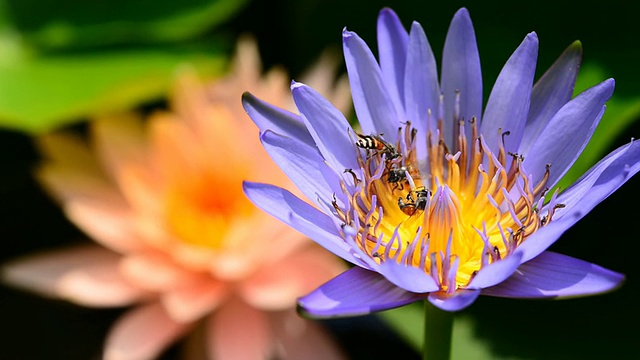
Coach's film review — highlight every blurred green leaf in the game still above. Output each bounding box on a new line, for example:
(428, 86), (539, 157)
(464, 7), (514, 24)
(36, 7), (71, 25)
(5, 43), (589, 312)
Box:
(377, 304), (510, 360)
(554, 63), (640, 191)
(0, 40), (225, 133)
(5, 0), (249, 49)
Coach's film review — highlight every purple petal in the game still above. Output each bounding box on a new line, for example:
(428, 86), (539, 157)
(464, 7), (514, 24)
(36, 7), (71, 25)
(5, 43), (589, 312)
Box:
(242, 92), (314, 147)
(298, 267), (427, 318)
(517, 139), (640, 262)
(481, 251), (624, 298)
(519, 41), (582, 154)
(427, 289), (480, 312)
(481, 32), (538, 153)
(377, 8), (409, 117)
(290, 81), (360, 172)
(242, 182), (360, 265)
(558, 139), (640, 209)
(441, 8), (483, 146)
(468, 251), (523, 289)
(260, 130), (332, 202)
(524, 79), (615, 188)
(404, 21), (440, 134)
(343, 29), (401, 141)
(378, 261), (439, 293)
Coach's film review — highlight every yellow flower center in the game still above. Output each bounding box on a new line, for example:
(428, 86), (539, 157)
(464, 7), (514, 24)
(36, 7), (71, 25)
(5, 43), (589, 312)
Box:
(164, 167), (253, 250)
(336, 118), (563, 293)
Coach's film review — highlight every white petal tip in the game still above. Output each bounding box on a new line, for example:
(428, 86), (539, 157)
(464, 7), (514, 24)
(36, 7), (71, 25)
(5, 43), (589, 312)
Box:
(290, 80), (305, 90)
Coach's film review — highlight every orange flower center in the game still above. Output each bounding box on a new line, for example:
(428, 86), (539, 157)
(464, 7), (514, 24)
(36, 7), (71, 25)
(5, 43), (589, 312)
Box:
(164, 167), (252, 250)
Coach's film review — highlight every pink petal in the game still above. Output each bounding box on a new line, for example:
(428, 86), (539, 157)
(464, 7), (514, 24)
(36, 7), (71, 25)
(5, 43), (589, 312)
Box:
(92, 115), (149, 181)
(209, 251), (258, 281)
(191, 103), (260, 168)
(37, 162), (119, 206)
(167, 241), (217, 272)
(119, 253), (205, 292)
(149, 115), (201, 182)
(37, 157), (144, 254)
(207, 298), (273, 360)
(36, 132), (104, 175)
(3, 245), (147, 307)
(210, 218), (308, 280)
(115, 164), (164, 220)
(172, 70), (224, 134)
(104, 302), (191, 360)
(161, 279), (228, 323)
(65, 199), (145, 253)
(35, 132), (121, 208)
(270, 309), (346, 360)
(239, 245), (345, 310)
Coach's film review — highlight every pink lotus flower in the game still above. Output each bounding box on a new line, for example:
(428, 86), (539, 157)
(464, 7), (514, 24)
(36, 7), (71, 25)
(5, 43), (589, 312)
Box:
(3, 38), (350, 360)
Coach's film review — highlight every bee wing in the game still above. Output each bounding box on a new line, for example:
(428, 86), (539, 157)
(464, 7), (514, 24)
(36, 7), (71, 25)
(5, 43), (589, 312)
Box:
(413, 158), (432, 186)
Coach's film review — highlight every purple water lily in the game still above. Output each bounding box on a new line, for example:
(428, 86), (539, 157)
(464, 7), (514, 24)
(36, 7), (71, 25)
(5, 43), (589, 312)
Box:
(241, 7), (640, 315)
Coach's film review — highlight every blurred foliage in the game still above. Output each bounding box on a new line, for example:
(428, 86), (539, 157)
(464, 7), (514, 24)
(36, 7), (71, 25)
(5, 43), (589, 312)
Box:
(0, 42), (224, 133)
(0, 0), (249, 133)
(4, 0), (248, 48)
(378, 304), (502, 360)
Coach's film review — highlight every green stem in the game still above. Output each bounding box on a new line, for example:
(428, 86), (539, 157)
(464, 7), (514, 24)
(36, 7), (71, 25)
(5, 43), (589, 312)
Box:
(423, 300), (454, 360)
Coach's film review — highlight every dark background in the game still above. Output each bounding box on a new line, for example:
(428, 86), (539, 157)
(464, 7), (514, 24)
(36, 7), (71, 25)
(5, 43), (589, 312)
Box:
(2, 0), (640, 359)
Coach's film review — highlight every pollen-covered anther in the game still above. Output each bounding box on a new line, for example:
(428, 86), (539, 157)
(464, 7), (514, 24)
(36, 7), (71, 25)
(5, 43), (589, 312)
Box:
(332, 117), (560, 290)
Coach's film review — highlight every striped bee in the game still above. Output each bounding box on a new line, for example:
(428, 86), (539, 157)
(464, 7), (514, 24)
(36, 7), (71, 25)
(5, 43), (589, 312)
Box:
(355, 133), (400, 160)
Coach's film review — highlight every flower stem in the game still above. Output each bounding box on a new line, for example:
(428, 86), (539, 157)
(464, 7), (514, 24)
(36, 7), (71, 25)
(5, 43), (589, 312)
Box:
(423, 300), (454, 360)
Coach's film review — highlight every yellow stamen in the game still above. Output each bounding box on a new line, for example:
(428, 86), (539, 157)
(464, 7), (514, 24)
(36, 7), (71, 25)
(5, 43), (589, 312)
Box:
(334, 118), (561, 292)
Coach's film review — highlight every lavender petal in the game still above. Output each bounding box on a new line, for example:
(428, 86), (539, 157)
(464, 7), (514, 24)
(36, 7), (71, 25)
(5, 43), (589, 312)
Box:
(242, 182), (360, 265)
(427, 289), (480, 312)
(404, 21), (440, 134)
(298, 267), (427, 318)
(378, 261), (439, 293)
(441, 7), (483, 145)
(291, 81), (360, 172)
(482, 251), (624, 298)
(260, 130), (332, 202)
(481, 32), (538, 153)
(241, 92), (314, 147)
(468, 251), (523, 289)
(377, 7), (409, 117)
(517, 139), (640, 262)
(519, 41), (582, 154)
(524, 79), (615, 188)
(343, 29), (401, 141)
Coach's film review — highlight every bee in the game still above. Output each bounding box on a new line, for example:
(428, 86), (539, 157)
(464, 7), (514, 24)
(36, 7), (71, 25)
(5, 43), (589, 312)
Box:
(397, 188), (430, 216)
(355, 133), (400, 160)
(386, 166), (408, 190)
